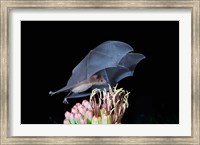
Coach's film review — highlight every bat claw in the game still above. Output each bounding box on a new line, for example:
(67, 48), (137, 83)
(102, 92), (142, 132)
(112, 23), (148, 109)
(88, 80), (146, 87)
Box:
(63, 98), (69, 104)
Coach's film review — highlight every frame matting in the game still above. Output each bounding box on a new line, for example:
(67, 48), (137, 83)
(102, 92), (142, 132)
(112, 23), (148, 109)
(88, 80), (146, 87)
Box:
(0, 0), (199, 144)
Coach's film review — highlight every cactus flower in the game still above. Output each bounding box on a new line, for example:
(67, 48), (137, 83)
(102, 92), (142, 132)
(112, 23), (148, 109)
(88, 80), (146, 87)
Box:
(63, 84), (130, 124)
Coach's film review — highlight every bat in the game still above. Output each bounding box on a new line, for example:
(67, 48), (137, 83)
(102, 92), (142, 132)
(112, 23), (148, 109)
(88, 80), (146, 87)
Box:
(49, 40), (145, 103)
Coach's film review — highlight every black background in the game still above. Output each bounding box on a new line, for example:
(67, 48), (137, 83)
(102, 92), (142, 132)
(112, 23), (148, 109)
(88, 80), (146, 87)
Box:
(21, 21), (179, 124)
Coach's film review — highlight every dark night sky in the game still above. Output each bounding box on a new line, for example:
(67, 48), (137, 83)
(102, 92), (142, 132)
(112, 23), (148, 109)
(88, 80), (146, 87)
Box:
(21, 21), (179, 124)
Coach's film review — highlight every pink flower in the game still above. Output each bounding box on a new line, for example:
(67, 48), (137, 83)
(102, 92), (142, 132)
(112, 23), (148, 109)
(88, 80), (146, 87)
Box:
(78, 106), (87, 116)
(64, 111), (71, 119)
(71, 106), (78, 114)
(85, 110), (93, 121)
(76, 103), (82, 108)
(63, 119), (70, 124)
(74, 113), (82, 121)
(80, 118), (87, 124)
(69, 113), (76, 124)
(82, 99), (93, 110)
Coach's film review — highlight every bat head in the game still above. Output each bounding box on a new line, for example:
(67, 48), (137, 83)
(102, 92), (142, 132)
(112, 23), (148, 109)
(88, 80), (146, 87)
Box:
(91, 74), (107, 85)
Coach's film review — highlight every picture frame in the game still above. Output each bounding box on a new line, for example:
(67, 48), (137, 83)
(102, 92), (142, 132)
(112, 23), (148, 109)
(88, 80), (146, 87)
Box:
(0, 0), (199, 144)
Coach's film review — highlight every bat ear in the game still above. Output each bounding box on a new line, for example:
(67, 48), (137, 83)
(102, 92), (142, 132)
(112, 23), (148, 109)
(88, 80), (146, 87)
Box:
(92, 75), (98, 79)
(92, 74), (102, 80)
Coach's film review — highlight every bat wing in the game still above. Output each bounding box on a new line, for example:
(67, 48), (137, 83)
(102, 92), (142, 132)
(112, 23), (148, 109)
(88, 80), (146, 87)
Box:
(67, 41), (134, 87)
(114, 53), (145, 84)
(97, 52), (145, 86)
(119, 53), (145, 70)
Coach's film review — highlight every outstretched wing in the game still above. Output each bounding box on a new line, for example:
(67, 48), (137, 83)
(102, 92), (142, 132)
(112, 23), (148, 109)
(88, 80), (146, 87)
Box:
(119, 53), (145, 71)
(67, 41), (134, 87)
(98, 52), (145, 86)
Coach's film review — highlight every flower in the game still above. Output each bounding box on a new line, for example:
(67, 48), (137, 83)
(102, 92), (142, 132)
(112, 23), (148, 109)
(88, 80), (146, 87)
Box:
(63, 84), (130, 124)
